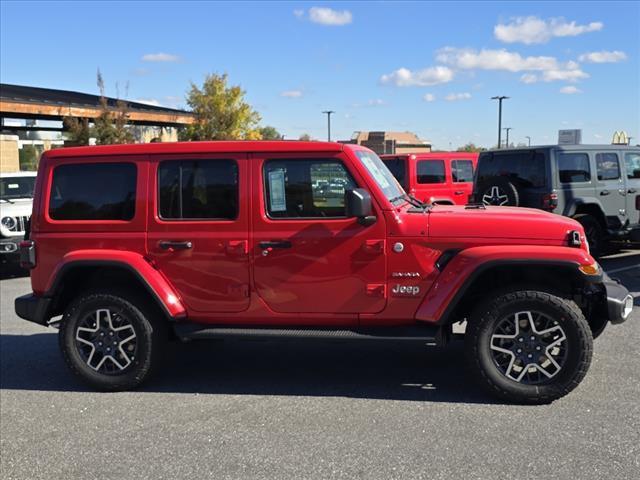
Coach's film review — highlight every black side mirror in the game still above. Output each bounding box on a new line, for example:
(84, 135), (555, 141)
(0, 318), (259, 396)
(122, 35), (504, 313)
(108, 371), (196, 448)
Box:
(345, 188), (376, 226)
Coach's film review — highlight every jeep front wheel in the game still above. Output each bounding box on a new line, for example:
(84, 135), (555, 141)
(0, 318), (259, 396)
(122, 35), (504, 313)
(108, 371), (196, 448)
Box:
(59, 292), (165, 391)
(465, 290), (593, 404)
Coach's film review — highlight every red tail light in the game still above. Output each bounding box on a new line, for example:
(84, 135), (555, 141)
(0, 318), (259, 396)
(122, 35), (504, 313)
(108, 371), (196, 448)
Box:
(542, 192), (558, 211)
(19, 240), (36, 269)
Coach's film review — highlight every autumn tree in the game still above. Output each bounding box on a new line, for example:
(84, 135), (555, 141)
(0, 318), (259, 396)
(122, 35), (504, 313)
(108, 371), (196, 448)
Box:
(179, 73), (261, 141)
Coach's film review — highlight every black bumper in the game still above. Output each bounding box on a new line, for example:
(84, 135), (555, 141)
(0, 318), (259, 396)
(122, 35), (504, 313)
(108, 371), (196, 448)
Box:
(0, 237), (21, 261)
(602, 274), (634, 325)
(14, 294), (52, 326)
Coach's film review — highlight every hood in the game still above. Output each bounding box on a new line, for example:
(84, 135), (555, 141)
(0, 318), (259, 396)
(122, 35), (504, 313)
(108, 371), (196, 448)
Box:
(427, 205), (582, 241)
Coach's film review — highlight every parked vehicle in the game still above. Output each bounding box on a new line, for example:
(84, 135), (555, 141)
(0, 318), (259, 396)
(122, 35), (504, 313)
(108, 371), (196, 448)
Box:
(15, 142), (633, 403)
(1, 171), (36, 265)
(381, 152), (478, 205)
(472, 145), (640, 257)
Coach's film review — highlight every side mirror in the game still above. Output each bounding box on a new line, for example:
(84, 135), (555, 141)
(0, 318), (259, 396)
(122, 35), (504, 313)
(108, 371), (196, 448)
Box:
(345, 188), (376, 226)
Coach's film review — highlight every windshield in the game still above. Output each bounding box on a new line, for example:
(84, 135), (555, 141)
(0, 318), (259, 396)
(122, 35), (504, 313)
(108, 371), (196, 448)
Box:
(0, 176), (36, 199)
(355, 150), (405, 202)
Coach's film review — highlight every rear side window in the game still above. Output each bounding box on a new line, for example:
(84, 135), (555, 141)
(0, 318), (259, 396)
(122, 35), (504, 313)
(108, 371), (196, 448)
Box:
(595, 153), (620, 181)
(417, 160), (445, 184)
(451, 160), (474, 182)
(625, 153), (640, 179)
(477, 151), (547, 188)
(264, 159), (356, 218)
(558, 153), (591, 183)
(49, 163), (136, 220)
(158, 160), (238, 220)
(382, 158), (407, 189)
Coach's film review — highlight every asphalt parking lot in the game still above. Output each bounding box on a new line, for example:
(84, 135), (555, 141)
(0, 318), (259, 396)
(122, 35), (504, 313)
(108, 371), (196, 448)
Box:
(1, 251), (639, 480)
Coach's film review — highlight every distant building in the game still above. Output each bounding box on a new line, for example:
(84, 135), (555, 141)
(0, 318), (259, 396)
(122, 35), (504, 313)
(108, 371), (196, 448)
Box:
(343, 131), (431, 155)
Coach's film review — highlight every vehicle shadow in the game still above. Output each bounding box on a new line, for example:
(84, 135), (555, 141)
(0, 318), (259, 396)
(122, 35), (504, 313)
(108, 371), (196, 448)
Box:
(0, 332), (501, 404)
(0, 264), (29, 280)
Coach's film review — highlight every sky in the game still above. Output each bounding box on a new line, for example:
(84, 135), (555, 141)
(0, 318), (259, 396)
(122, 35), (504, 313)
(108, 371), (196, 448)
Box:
(1, 1), (639, 149)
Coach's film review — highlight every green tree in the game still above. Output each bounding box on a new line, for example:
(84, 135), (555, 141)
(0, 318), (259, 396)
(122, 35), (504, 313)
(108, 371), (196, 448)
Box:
(299, 133), (312, 141)
(63, 117), (92, 145)
(259, 126), (282, 140)
(456, 142), (485, 152)
(18, 145), (40, 170)
(180, 73), (261, 141)
(93, 70), (134, 145)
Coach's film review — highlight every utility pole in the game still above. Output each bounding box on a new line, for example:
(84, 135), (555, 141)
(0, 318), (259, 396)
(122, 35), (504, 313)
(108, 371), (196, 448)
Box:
(525, 135), (531, 147)
(503, 127), (513, 148)
(322, 110), (334, 141)
(491, 96), (509, 148)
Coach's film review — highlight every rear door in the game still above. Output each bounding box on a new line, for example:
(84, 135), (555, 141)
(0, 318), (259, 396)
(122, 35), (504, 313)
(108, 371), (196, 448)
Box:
(623, 151), (640, 225)
(594, 151), (626, 229)
(146, 153), (250, 315)
(250, 151), (387, 319)
(414, 158), (450, 203)
(450, 158), (475, 204)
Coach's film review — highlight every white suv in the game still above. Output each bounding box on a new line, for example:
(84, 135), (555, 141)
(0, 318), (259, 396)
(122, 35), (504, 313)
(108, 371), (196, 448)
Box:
(0, 171), (36, 264)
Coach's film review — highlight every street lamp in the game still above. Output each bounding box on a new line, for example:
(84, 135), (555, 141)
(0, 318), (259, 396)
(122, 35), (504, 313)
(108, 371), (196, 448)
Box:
(503, 127), (513, 148)
(491, 96), (509, 149)
(322, 110), (335, 141)
(525, 135), (531, 147)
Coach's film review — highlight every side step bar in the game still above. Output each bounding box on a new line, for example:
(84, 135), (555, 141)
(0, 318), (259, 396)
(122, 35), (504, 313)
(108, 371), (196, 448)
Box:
(173, 323), (443, 344)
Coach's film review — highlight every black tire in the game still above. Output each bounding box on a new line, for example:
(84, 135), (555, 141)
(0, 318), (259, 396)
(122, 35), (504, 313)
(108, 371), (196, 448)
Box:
(465, 290), (593, 404)
(477, 177), (520, 207)
(59, 291), (166, 391)
(573, 214), (605, 258)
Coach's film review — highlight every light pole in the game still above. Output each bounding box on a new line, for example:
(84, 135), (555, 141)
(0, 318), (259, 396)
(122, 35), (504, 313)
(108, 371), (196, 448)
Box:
(322, 110), (334, 141)
(503, 127), (513, 148)
(491, 96), (509, 148)
(525, 135), (531, 147)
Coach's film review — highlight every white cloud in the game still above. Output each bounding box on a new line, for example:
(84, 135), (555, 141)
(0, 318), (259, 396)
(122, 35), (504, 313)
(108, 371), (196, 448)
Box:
(560, 86), (582, 94)
(437, 47), (558, 72)
(444, 92), (472, 101)
(423, 93), (436, 102)
(134, 98), (162, 106)
(281, 90), (303, 98)
(543, 68), (589, 82)
(141, 52), (180, 62)
(520, 73), (538, 84)
(380, 66), (454, 87)
(494, 16), (603, 44)
(308, 7), (352, 26)
(367, 99), (385, 106)
(293, 9), (304, 18)
(579, 50), (627, 63)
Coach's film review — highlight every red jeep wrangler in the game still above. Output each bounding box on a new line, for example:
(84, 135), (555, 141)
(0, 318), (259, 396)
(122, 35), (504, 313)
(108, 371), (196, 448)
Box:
(381, 152), (478, 205)
(15, 142), (633, 403)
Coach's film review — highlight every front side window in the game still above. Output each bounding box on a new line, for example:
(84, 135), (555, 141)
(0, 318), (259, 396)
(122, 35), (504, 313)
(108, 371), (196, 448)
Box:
(158, 160), (238, 220)
(451, 160), (474, 183)
(49, 163), (136, 220)
(558, 153), (591, 183)
(624, 152), (640, 179)
(595, 153), (620, 181)
(382, 158), (408, 190)
(355, 150), (404, 202)
(264, 159), (356, 218)
(417, 160), (446, 184)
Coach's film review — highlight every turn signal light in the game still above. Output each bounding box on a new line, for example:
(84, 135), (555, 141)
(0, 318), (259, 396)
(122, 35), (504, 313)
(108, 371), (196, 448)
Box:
(541, 192), (558, 211)
(578, 263), (600, 275)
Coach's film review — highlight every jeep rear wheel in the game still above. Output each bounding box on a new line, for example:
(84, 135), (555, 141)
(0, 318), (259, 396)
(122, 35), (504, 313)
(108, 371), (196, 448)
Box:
(574, 214), (604, 258)
(59, 292), (165, 391)
(465, 290), (593, 404)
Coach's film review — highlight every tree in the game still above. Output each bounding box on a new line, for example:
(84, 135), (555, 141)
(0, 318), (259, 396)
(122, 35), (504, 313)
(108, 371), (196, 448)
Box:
(19, 145), (40, 170)
(179, 73), (261, 141)
(92, 71), (134, 145)
(63, 117), (92, 145)
(299, 133), (312, 141)
(456, 142), (485, 152)
(259, 126), (282, 140)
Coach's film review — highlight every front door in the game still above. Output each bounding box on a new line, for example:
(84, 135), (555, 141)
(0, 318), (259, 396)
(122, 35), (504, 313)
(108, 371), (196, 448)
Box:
(623, 151), (640, 226)
(594, 151), (626, 228)
(146, 154), (250, 314)
(250, 152), (387, 317)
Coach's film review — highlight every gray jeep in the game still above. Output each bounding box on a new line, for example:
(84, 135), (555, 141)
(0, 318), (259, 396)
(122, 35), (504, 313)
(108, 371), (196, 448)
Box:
(473, 145), (640, 257)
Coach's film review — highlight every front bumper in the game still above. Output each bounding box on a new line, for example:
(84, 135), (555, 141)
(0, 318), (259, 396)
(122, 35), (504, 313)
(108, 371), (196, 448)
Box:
(603, 275), (634, 324)
(14, 294), (52, 326)
(0, 237), (21, 259)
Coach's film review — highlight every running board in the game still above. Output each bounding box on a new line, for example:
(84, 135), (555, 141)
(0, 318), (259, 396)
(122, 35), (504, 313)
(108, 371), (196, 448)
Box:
(173, 323), (442, 344)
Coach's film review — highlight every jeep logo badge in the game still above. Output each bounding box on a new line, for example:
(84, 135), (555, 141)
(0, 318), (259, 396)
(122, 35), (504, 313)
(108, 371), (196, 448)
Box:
(391, 284), (420, 296)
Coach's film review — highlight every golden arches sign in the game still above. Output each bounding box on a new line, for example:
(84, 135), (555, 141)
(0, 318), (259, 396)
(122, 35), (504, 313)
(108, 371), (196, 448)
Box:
(612, 131), (629, 145)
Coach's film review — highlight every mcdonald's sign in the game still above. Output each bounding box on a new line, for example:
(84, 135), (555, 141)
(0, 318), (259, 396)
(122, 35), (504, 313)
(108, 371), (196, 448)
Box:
(612, 131), (629, 145)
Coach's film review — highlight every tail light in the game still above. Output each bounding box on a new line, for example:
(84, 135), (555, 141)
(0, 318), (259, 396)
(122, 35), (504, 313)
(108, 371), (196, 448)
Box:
(19, 240), (36, 269)
(541, 192), (558, 211)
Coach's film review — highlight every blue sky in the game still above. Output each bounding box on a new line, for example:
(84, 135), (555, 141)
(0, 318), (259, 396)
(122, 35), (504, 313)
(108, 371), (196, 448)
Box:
(1, 1), (638, 149)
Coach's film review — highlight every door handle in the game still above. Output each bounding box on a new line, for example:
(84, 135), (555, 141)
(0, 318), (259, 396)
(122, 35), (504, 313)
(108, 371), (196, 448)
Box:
(158, 240), (193, 250)
(258, 240), (292, 249)
(454, 191), (464, 195)
(600, 190), (610, 196)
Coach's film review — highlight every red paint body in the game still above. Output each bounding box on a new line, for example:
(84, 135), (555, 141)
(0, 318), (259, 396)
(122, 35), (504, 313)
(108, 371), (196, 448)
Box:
(381, 152), (479, 205)
(27, 141), (594, 327)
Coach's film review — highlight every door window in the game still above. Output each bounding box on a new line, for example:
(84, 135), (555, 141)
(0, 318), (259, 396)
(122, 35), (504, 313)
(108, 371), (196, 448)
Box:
(624, 153), (640, 179)
(558, 153), (591, 183)
(417, 160), (446, 184)
(595, 153), (620, 181)
(264, 159), (356, 218)
(382, 158), (407, 189)
(158, 160), (238, 220)
(451, 160), (474, 182)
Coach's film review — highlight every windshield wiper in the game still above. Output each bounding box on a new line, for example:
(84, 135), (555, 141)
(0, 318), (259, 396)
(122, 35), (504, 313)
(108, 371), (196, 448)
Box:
(389, 193), (428, 209)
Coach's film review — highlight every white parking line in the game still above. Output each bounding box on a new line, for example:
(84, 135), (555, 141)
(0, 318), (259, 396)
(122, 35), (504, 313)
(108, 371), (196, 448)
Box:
(605, 265), (640, 275)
